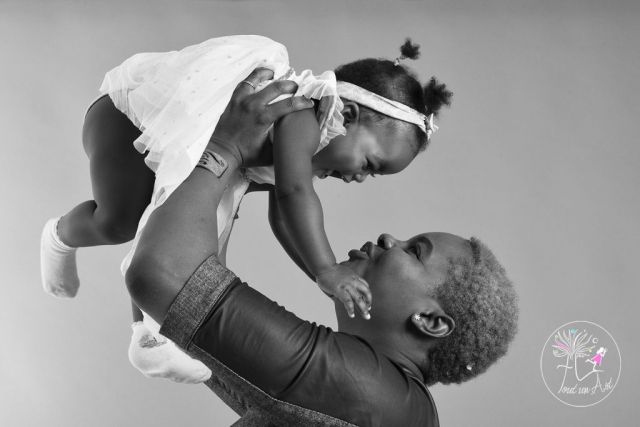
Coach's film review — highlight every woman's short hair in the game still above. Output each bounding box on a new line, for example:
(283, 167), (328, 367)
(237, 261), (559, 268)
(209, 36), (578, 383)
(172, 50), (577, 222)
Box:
(421, 237), (519, 386)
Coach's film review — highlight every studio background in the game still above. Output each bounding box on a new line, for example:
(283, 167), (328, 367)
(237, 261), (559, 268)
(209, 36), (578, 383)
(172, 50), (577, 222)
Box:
(1, 1), (638, 426)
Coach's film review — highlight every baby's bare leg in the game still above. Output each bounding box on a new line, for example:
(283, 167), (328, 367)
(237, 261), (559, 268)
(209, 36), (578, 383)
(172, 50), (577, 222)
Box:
(57, 96), (155, 248)
(42, 96), (154, 298)
(41, 96), (211, 382)
(132, 300), (144, 322)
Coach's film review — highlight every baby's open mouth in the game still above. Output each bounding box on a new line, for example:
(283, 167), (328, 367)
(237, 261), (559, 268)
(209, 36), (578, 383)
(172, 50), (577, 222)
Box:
(321, 170), (350, 183)
(330, 171), (345, 180)
(321, 170), (342, 180)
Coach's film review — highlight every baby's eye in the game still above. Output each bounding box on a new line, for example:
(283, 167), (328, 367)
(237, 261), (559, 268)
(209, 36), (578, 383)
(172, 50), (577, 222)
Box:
(365, 162), (377, 178)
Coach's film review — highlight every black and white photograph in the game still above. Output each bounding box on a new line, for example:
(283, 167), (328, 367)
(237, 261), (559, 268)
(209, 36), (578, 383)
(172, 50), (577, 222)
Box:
(1, 1), (637, 426)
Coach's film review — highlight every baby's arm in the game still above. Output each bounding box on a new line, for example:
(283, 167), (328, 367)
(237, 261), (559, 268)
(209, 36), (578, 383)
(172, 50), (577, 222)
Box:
(268, 187), (315, 281)
(273, 109), (371, 319)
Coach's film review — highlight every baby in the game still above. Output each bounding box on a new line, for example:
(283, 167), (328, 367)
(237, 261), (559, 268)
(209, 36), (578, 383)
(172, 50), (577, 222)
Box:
(41, 35), (452, 383)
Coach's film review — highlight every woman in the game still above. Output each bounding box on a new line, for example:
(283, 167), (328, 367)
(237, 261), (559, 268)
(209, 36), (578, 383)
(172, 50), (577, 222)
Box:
(125, 69), (519, 426)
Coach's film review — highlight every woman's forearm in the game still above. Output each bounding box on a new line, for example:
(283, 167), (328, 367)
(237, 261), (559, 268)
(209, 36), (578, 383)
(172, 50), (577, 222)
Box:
(126, 142), (239, 323)
(124, 68), (312, 323)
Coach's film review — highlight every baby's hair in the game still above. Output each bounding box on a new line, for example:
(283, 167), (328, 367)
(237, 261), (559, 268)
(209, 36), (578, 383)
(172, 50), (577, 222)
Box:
(334, 38), (453, 154)
(398, 38), (421, 61)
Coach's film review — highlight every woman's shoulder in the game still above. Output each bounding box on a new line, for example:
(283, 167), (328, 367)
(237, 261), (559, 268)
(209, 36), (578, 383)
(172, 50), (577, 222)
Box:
(299, 330), (439, 426)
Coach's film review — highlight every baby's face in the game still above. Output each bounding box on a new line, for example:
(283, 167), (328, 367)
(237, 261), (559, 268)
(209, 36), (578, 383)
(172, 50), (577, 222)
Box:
(312, 122), (416, 183)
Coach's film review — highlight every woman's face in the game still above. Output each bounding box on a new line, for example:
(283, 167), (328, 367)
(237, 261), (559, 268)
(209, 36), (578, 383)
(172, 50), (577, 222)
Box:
(312, 121), (416, 183)
(336, 232), (472, 328)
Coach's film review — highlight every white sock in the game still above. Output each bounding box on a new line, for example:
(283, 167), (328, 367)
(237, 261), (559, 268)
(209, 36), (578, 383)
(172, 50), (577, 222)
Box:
(40, 217), (80, 298)
(128, 322), (212, 384)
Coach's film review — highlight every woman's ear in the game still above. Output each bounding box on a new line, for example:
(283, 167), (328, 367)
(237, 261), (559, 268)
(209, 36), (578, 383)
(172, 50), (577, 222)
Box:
(341, 101), (360, 125)
(411, 304), (455, 338)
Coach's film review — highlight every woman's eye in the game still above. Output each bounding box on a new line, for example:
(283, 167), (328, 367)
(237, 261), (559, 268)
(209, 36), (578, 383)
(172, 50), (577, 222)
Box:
(409, 245), (420, 258)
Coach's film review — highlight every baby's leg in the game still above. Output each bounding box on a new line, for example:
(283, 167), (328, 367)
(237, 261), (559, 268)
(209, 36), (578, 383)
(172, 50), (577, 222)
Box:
(131, 299), (211, 384)
(60, 96), (155, 247)
(41, 96), (155, 297)
(128, 312), (211, 384)
(41, 95), (211, 383)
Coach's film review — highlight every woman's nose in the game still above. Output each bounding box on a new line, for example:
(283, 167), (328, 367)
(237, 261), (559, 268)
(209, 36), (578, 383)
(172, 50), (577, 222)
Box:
(377, 233), (399, 249)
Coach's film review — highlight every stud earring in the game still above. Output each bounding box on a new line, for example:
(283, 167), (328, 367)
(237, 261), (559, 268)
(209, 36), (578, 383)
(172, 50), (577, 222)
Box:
(412, 314), (421, 322)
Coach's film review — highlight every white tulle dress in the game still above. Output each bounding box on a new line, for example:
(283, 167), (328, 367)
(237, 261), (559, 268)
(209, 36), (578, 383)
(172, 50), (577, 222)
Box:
(98, 35), (346, 334)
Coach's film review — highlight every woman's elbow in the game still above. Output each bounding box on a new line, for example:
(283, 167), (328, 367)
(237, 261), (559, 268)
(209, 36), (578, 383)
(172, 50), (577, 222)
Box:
(125, 251), (170, 315)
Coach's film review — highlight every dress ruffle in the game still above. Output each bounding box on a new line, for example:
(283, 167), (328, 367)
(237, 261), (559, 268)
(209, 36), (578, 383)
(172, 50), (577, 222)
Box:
(97, 36), (345, 274)
(295, 69), (346, 153)
(245, 69), (346, 185)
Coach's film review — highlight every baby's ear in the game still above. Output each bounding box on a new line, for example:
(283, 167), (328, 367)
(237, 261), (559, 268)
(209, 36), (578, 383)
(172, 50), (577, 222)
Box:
(341, 101), (361, 125)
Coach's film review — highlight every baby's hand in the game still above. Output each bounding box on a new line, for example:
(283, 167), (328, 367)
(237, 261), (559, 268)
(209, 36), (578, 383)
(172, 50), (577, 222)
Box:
(316, 264), (372, 319)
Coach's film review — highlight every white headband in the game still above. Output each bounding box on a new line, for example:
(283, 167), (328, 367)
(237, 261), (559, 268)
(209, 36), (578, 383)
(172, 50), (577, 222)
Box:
(336, 81), (438, 139)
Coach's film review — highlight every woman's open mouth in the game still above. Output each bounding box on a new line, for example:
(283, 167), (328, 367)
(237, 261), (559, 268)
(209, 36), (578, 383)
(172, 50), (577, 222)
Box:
(361, 242), (374, 256)
(348, 249), (369, 260)
(348, 242), (373, 260)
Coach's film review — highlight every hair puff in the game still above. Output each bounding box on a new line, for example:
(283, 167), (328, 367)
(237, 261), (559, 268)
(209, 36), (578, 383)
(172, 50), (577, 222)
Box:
(399, 38), (421, 61)
(334, 48), (453, 153)
(423, 77), (453, 118)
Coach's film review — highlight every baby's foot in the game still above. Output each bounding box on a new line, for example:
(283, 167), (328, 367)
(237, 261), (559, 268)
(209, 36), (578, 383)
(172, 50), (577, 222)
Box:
(128, 322), (212, 384)
(40, 217), (80, 298)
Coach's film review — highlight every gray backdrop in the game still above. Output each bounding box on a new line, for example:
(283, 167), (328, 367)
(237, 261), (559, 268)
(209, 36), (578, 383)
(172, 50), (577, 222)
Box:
(1, 0), (638, 426)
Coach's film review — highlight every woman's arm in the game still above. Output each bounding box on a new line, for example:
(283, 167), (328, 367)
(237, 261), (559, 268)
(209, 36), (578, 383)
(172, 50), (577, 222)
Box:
(125, 71), (313, 323)
(126, 143), (239, 322)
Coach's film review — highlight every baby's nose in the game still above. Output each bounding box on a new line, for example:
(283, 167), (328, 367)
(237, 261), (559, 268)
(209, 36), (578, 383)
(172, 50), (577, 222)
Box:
(353, 174), (367, 183)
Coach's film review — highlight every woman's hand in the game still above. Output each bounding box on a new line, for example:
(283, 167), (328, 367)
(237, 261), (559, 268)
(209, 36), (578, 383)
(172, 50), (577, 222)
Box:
(210, 68), (314, 168)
